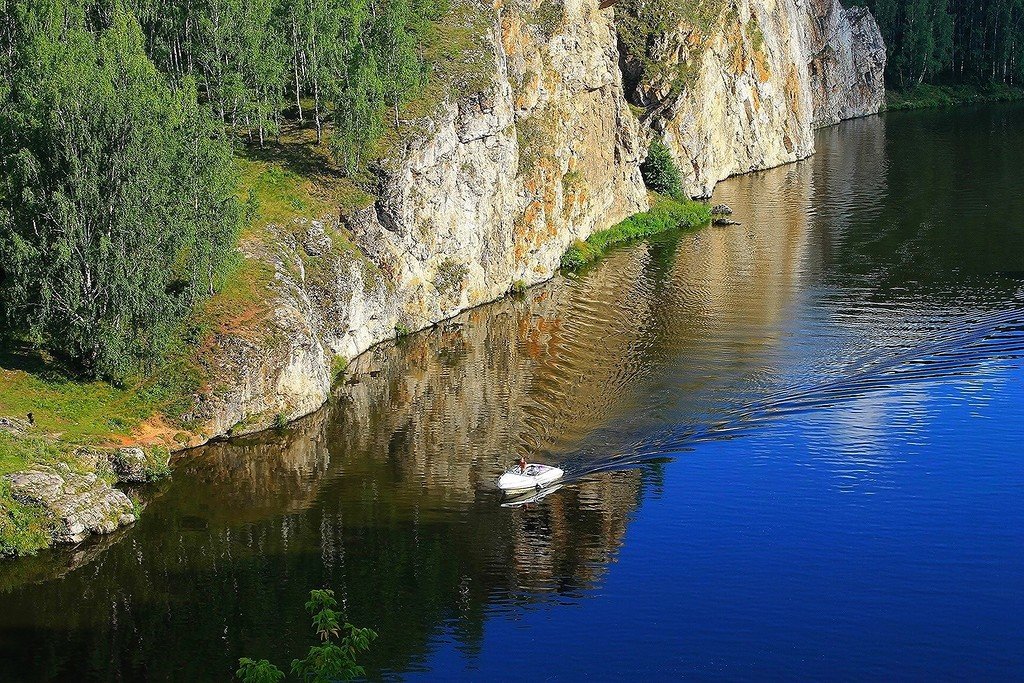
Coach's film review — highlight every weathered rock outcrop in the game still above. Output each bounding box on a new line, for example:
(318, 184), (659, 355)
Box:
(623, 0), (817, 198)
(806, 2), (887, 128)
(4, 466), (136, 545)
(1, 444), (167, 549)
(620, 0), (885, 197)
(184, 0), (884, 444)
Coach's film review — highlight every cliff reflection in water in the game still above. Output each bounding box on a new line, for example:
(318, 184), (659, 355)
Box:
(5, 105), (1024, 682)
(0, 153), (823, 678)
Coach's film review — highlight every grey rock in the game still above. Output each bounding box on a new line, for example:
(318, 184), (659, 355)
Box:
(0, 416), (30, 435)
(5, 466), (136, 545)
(625, 0), (886, 197)
(713, 218), (742, 226)
(711, 204), (734, 216)
(108, 447), (150, 483)
(807, 1), (887, 128)
(74, 446), (151, 483)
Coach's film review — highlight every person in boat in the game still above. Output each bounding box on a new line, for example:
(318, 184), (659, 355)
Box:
(519, 455), (527, 474)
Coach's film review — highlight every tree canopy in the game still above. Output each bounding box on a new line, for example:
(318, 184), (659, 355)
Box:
(0, 0), (444, 379)
(0, 0), (240, 379)
(863, 0), (1024, 87)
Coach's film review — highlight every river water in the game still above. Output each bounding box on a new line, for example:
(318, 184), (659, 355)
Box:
(2, 106), (1024, 681)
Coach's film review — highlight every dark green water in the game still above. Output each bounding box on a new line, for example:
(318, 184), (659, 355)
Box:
(1, 105), (1023, 680)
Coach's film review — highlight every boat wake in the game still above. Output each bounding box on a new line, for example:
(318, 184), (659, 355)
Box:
(553, 305), (1024, 486)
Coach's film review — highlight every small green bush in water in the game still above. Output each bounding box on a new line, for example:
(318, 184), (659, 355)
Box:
(640, 140), (685, 198)
(237, 589), (377, 682)
(561, 195), (711, 271)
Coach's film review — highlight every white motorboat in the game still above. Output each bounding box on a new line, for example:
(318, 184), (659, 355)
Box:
(497, 463), (564, 492)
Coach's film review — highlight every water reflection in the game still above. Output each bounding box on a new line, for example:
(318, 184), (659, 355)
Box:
(2, 106), (1024, 680)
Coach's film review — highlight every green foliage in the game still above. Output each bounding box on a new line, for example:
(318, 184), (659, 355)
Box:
(640, 140), (685, 199)
(0, 1), (241, 381)
(0, 339), (204, 478)
(272, 412), (288, 431)
(236, 659), (286, 683)
(331, 355), (349, 380)
(394, 323), (411, 338)
(434, 258), (468, 294)
(509, 279), (527, 295)
(867, 0), (953, 87)
(866, 0), (1024, 88)
(615, 0), (726, 97)
(133, 0), (441, 176)
(561, 195), (711, 272)
(144, 446), (172, 480)
(0, 476), (54, 558)
(238, 589), (377, 683)
(885, 82), (1024, 110)
(529, 0), (566, 39)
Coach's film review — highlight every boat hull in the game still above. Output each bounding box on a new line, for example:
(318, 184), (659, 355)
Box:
(497, 465), (564, 492)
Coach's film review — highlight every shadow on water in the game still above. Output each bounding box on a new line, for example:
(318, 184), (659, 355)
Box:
(2, 105), (1024, 680)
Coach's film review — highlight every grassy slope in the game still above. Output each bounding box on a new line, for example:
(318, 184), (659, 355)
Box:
(0, 133), (357, 556)
(885, 83), (1024, 111)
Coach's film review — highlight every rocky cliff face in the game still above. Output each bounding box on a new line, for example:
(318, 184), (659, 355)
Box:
(806, 2), (887, 128)
(191, 0), (884, 443)
(3, 0), (887, 554)
(620, 0), (885, 197)
(192, 0), (649, 440)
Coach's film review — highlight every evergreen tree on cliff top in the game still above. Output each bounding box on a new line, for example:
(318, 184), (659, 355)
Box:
(0, 1), (240, 380)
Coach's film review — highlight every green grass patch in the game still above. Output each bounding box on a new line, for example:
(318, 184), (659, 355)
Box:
(236, 126), (374, 237)
(561, 194), (711, 271)
(885, 83), (1024, 111)
(0, 477), (53, 558)
(0, 431), (65, 478)
(0, 348), (202, 474)
(369, 0), (493, 167)
(403, 0), (494, 121)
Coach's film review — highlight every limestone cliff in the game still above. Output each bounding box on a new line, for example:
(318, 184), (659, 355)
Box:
(1, 0), (887, 552)
(806, 2), (887, 128)
(190, 0), (884, 443)
(618, 0), (886, 197)
(191, 0), (649, 440)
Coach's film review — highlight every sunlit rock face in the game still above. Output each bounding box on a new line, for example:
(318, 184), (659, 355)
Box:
(4, 467), (136, 545)
(192, 0), (647, 441)
(622, 0), (885, 198)
(806, 2), (887, 128)
(623, 0), (817, 198)
(187, 0), (885, 445)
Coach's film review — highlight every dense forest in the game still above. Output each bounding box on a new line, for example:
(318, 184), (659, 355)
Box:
(0, 0), (440, 380)
(863, 0), (1024, 88)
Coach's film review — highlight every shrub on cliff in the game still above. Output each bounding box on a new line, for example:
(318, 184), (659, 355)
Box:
(0, 4), (240, 381)
(640, 140), (685, 199)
